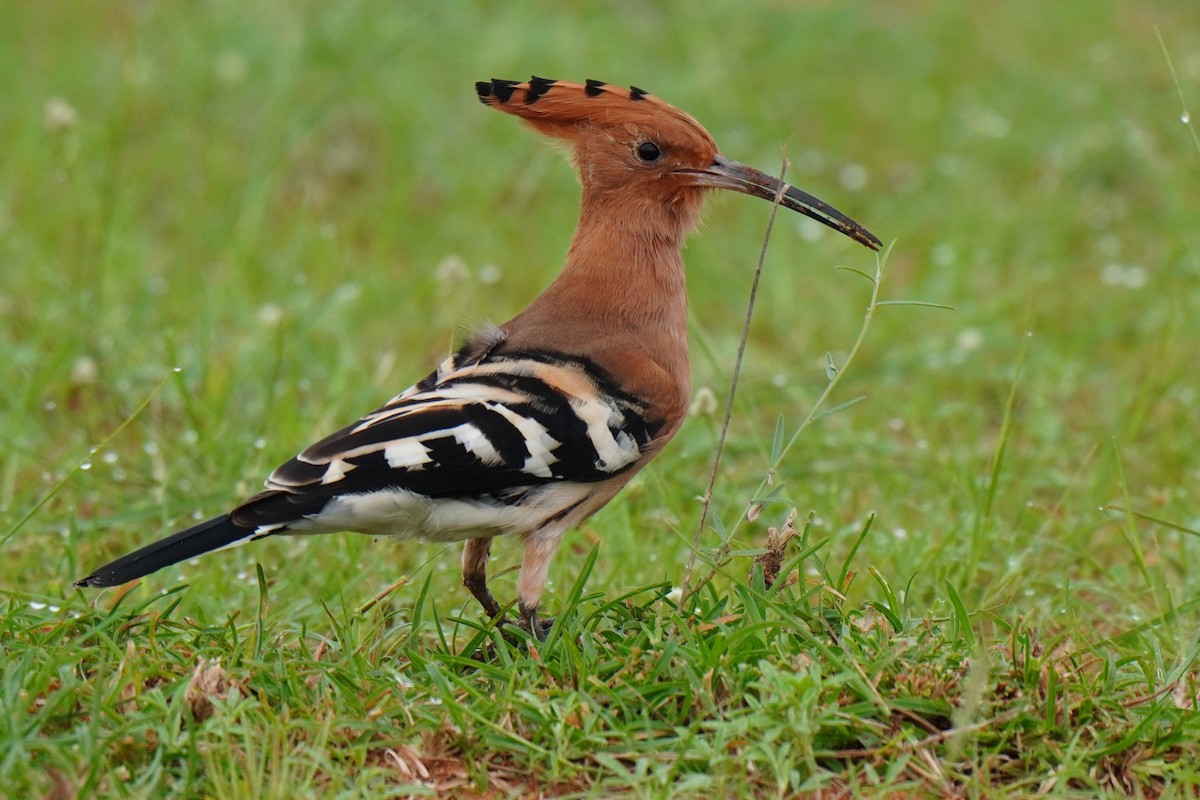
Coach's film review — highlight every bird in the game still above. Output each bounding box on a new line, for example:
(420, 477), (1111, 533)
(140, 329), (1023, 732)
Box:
(76, 77), (881, 639)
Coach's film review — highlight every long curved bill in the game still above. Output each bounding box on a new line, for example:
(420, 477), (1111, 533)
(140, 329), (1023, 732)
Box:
(678, 154), (882, 251)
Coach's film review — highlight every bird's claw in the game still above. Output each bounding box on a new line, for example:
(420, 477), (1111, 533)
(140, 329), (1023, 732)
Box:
(487, 611), (552, 643)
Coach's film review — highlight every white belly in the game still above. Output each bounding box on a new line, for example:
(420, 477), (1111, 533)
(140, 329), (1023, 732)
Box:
(287, 482), (596, 542)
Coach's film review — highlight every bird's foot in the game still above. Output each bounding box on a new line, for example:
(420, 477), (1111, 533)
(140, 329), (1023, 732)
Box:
(465, 615), (551, 660)
(518, 603), (553, 642)
(489, 613), (551, 643)
(486, 605), (551, 641)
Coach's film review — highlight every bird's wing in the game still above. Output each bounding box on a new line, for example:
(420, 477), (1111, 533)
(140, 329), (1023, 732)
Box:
(257, 348), (658, 511)
(75, 346), (661, 586)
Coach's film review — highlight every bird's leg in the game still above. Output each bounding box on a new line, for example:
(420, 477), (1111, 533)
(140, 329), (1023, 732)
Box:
(516, 530), (562, 641)
(462, 538), (503, 618)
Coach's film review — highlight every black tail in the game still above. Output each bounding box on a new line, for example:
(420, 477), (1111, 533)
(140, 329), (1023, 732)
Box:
(74, 514), (254, 588)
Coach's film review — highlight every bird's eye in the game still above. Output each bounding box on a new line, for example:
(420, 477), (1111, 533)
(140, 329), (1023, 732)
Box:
(635, 141), (662, 163)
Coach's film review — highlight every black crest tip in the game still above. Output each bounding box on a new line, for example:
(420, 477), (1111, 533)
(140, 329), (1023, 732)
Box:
(584, 79), (606, 97)
(525, 75), (557, 104)
(474, 81), (493, 102)
(490, 78), (518, 102)
(629, 85), (648, 101)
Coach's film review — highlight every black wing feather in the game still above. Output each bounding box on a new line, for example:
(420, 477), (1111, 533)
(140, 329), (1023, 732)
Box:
(265, 348), (657, 504)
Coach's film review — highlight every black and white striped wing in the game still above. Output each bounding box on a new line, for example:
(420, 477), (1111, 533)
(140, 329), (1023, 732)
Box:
(230, 349), (657, 540)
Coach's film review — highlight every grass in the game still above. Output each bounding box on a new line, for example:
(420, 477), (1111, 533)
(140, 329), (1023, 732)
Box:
(2, 0), (1199, 796)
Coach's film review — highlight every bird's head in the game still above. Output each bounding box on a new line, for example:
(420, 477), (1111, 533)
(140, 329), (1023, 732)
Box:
(476, 77), (881, 250)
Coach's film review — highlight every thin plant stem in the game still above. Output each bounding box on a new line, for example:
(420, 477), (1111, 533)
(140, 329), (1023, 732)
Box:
(1156, 27), (1200, 158)
(679, 158), (790, 598)
(1, 369), (177, 549)
(683, 243), (892, 605)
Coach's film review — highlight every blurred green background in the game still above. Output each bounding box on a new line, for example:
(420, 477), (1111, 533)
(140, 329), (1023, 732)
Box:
(3, 1), (1199, 795)
(5, 0), (1195, 619)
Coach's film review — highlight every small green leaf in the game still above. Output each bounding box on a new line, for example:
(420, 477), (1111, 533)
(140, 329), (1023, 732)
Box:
(945, 579), (976, 647)
(824, 352), (838, 381)
(875, 300), (957, 310)
(835, 265), (877, 284)
(770, 413), (785, 462)
(813, 395), (867, 421)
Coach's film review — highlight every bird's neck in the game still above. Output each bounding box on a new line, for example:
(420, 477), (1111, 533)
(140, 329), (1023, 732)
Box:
(562, 195), (690, 316)
(500, 192), (694, 434)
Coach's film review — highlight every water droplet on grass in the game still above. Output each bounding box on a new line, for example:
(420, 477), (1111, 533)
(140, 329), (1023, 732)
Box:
(435, 255), (470, 285)
(838, 163), (868, 192)
(71, 357), (98, 384)
(956, 328), (983, 352)
(257, 304), (283, 327)
(44, 97), (79, 132)
(478, 264), (502, 285)
(931, 242), (957, 266)
(797, 217), (826, 243)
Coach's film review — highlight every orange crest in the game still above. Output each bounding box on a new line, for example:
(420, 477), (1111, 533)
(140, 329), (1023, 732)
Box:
(475, 76), (717, 154)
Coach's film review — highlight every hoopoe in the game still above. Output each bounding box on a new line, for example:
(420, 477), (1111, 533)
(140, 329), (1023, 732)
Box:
(76, 77), (880, 638)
